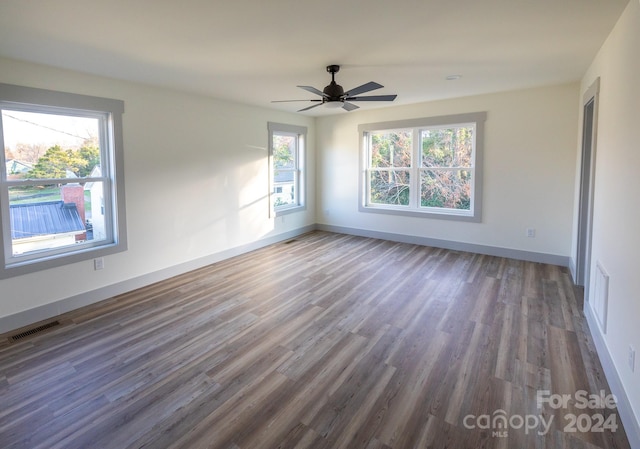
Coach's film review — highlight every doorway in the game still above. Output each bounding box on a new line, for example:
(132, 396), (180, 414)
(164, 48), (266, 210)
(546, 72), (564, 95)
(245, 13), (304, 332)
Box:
(575, 78), (600, 290)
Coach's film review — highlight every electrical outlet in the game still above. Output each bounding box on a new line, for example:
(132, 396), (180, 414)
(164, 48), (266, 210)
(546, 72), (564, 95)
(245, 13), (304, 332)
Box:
(94, 257), (104, 271)
(629, 345), (636, 372)
(526, 228), (536, 238)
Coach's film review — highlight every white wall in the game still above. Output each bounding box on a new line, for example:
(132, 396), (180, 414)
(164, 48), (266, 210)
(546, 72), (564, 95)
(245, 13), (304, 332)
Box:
(316, 84), (579, 259)
(0, 57), (315, 327)
(577, 0), (640, 440)
(1, 11), (637, 442)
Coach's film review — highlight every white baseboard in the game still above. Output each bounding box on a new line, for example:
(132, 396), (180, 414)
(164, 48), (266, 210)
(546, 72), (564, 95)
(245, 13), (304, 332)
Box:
(569, 257), (578, 283)
(584, 303), (640, 449)
(316, 224), (571, 267)
(0, 225), (315, 335)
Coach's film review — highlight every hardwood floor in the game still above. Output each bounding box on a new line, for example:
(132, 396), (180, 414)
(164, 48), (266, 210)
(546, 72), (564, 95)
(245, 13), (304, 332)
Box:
(0, 231), (631, 449)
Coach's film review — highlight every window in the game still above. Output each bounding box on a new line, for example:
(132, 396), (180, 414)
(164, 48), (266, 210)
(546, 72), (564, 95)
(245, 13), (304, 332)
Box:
(0, 83), (127, 278)
(268, 122), (306, 215)
(360, 112), (486, 221)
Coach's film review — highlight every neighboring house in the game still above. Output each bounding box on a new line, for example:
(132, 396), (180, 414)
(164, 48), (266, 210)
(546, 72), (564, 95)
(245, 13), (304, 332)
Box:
(10, 201), (85, 255)
(273, 170), (294, 205)
(5, 159), (32, 180)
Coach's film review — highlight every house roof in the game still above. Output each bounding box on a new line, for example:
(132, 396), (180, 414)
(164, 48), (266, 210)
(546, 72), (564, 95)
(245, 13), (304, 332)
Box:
(6, 159), (32, 175)
(10, 201), (85, 240)
(0, 0), (630, 115)
(274, 170), (294, 184)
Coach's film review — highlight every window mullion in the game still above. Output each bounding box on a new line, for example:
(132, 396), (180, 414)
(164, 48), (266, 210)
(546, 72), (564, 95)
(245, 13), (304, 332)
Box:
(0, 112), (9, 264)
(6, 177), (106, 187)
(0, 182), (10, 265)
(294, 135), (300, 206)
(411, 127), (420, 208)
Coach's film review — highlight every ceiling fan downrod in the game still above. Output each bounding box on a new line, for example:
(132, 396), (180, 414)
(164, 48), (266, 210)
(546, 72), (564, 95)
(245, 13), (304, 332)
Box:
(324, 65), (344, 99)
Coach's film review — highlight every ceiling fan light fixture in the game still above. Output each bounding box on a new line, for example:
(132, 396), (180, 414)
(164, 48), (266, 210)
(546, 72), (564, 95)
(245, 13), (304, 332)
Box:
(324, 101), (343, 109)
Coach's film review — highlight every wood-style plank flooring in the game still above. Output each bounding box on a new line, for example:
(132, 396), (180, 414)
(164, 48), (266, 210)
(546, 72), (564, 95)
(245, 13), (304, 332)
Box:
(0, 231), (631, 448)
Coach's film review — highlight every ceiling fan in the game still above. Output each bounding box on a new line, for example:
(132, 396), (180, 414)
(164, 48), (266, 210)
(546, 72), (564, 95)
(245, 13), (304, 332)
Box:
(273, 65), (397, 112)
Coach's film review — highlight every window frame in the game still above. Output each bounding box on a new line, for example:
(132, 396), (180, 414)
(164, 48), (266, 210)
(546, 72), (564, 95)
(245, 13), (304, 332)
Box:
(359, 112), (486, 222)
(268, 122), (307, 216)
(0, 83), (127, 279)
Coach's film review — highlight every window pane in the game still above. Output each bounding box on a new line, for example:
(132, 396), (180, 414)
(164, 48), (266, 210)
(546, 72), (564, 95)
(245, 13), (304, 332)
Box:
(2, 109), (101, 180)
(369, 131), (412, 168)
(273, 134), (295, 169)
(8, 181), (108, 256)
(420, 169), (471, 210)
(273, 170), (296, 207)
(421, 126), (473, 168)
(269, 123), (306, 215)
(369, 170), (410, 206)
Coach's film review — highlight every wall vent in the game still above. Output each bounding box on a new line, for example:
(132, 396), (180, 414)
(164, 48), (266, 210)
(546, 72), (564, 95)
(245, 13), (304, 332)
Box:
(10, 320), (61, 342)
(592, 261), (609, 333)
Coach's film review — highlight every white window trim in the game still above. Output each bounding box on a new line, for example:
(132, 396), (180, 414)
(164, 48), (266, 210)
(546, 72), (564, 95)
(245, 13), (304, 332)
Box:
(268, 122), (307, 217)
(0, 83), (127, 279)
(358, 112), (486, 222)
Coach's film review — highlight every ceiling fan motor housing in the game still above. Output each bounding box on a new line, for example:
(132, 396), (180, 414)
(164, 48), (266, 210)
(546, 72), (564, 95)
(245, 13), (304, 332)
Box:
(323, 81), (344, 100)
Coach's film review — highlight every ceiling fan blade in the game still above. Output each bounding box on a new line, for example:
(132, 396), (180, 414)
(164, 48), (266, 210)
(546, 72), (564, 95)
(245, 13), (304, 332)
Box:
(297, 85), (328, 97)
(342, 102), (359, 111)
(345, 81), (383, 97)
(346, 94), (398, 102)
(298, 102), (324, 112)
(271, 99), (322, 103)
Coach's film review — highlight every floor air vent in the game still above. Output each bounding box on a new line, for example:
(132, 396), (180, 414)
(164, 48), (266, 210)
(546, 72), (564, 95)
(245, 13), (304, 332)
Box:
(10, 321), (61, 342)
(592, 261), (609, 334)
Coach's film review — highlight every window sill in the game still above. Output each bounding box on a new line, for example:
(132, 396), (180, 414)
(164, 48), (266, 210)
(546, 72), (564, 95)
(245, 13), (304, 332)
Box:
(275, 204), (306, 217)
(359, 204), (481, 222)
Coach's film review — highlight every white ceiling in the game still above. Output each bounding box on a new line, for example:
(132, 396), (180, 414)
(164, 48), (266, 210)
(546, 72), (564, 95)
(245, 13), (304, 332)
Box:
(0, 0), (630, 116)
